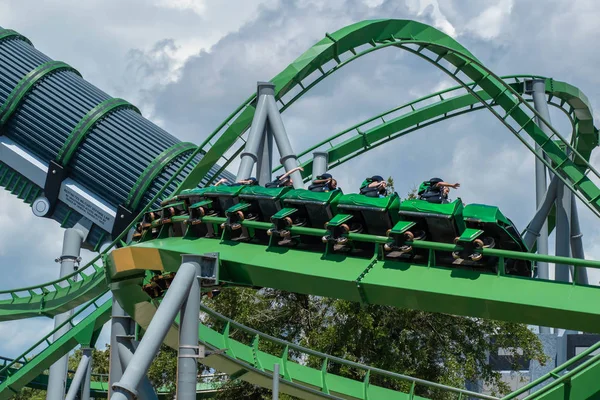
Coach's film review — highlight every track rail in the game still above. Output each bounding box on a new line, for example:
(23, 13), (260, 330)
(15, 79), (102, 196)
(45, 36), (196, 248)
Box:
(0, 295), (111, 399)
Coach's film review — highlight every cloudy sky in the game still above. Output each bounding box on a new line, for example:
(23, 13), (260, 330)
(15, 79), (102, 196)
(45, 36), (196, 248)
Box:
(1, 0), (599, 360)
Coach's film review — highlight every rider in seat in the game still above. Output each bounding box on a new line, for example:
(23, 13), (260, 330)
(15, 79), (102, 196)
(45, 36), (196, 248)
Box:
(359, 175), (388, 197)
(308, 173), (338, 192)
(265, 166), (304, 188)
(418, 177), (460, 204)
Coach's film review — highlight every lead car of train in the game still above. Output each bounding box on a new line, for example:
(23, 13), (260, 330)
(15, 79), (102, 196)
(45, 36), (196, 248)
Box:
(133, 184), (531, 278)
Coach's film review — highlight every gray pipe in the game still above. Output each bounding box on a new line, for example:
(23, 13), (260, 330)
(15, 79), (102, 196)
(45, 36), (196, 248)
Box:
(273, 363), (280, 400)
(523, 176), (559, 250)
(531, 79), (550, 285)
(555, 172), (572, 283)
(81, 347), (92, 400)
(111, 262), (196, 400)
(176, 255), (202, 400)
(108, 300), (134, 398)
(64, 350), (90, 400)
(116, 339), (158, 400)
(46, 228), (85, 400)
(256, 127), (274, 186)
(265, 95), (303, 189)
(237, 83), (273, 180)
(570, 194), (589, 285)
(312, 152), (328, 179)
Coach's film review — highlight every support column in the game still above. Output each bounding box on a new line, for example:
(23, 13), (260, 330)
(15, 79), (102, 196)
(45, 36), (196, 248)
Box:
(265, 95), (303, 189)
(523, 176), (559, 250)
(109, 300), (134, 397)
(570, 194), (589, 285)
(530, 79), (550, 292)
(116, 338), (158, 400)
(555, 179), (572, 283)
(64, 348), (91, 400)
(273, 363), (280, 400)
(237, 83), (271, 180)
(111, 262), (196, 400)
(81, 347), (92, 400)
(312, 151), (328, 179)
(177, 255), (202, 400)
(256, 126), (274, 186)
(46, 227), (85, 400)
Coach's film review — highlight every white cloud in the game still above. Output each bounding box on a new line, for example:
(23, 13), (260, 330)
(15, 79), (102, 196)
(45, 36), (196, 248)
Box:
(154, 0), (208, 15)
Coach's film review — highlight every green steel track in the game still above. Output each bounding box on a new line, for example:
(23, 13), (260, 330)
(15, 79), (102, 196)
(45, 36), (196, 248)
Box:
(1, 18), (600, 400)
(0, 74), (592, 323)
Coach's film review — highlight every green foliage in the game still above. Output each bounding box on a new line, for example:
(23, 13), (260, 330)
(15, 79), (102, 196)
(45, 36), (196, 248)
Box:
(387, 176), (395, 193)
(204, 287), (546, 399)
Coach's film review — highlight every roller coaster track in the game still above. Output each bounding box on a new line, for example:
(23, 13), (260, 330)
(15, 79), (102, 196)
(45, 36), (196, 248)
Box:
(1, 18), (600, 399)
(0, 295), (111, 398)
(0, 355), (222, 399)
(175, 20), (600, 220)
(0, 74), (591, 323)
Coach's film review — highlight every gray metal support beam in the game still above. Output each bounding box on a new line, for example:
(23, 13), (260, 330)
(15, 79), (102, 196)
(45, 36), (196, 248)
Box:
(81, 347), (92, 400)
(116, 339), (158, 400)
(177, 255), (202, 400)
(256, 126), (274, 186)
(46, 227), (85, 400)
(111, 262), (196, 400)
(555, 175), (572, 283)
(265, 95), (303, 189)
(312, 151), (328, 179)
(109, 300), (134, 397)
(570, 194), (589, 285)
(237, 83), (272, 181)
(273, 363), (280, 400)
(523, 175), (559, 250)
(530, 79), (550, 289)
(64, 348), (91, 400)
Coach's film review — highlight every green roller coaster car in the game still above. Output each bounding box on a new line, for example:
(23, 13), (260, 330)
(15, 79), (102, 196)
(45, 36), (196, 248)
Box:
(388, 198), (464, 254)
(458, 204), (532, 277)
(223, 185), (292, 240)
(269, 189), (342, 244)
(324, 193), (401, 250)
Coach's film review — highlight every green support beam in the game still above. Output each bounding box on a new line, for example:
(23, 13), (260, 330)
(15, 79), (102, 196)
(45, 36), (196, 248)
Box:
(56, 98), (140, 166)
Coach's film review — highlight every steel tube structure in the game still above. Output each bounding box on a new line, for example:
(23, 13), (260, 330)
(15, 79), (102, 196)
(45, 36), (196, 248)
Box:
(64, 350), (90, 400)
(108, 300), (134, 397)
(176, 256), (202, 400)
(523, 176), (559, 250)
(111, 262), (196, 400)
(570, 195), (589, 285)
(236, 83), (272, 180)
(273, 363), (280, 400)
(555, 179), (572, 282)
(46, 227), (85, 400)
(530, 79), (550, 288)
(81, 347), (92, 400)
(312, 151), (328, 178)
(116, 339), (158, 400)
(256, 127), (274, 185)
(265, 95), (303, 189)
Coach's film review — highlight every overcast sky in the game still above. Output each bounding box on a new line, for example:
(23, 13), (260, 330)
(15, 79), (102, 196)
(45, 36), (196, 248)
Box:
(1, 0), (599, 360)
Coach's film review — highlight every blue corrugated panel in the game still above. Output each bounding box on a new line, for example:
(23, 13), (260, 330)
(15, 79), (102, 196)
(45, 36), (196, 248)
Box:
(0, 39), (51, 105)
(0, 30), (235, 247)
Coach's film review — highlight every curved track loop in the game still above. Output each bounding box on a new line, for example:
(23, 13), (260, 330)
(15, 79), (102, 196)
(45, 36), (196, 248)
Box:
(275, 76), (596, 181)
(176, 19), (600, 218)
